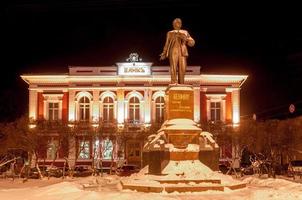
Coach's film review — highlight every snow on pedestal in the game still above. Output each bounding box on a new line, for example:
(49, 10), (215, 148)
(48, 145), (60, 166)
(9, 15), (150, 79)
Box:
(122, 117), (244, 192)
(121, 85), (245, 193)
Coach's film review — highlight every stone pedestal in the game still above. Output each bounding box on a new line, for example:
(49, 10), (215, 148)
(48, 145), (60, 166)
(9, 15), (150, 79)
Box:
(165, 84), (194, 120)
(144, 85), (220, 174)
(122, 84), (246, 193)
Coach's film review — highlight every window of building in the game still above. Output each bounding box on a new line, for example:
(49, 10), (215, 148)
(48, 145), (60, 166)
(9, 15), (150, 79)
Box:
(129, 96), (140, 123)
(210, 102), (221, 121)
(103, 96), (114, 122)
(79, 96), (90, 121)
(47, 139), (59, 160)
(155, 96), (165, 123)
(78, 140), (90, 159)
(102, 138), (113, 160)
(127, 142), (140, 160)
(48, 102), (59, 121)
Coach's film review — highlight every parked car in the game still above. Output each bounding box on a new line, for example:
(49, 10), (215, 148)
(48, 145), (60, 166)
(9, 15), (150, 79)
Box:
(73, 165), (93, 177)
(288, 160), (302, 179)
(46, 166), (69, 178)
(115, 164), (140, 176)
(21, 166), (48, 179)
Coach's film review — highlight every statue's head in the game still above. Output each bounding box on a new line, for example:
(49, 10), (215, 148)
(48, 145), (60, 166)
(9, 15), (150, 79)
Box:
(172, 18), (182, 30)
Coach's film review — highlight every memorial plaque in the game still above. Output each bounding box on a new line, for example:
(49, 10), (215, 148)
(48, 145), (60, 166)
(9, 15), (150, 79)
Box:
(166, 87), (194, 120)
(167, 132), (199, 148)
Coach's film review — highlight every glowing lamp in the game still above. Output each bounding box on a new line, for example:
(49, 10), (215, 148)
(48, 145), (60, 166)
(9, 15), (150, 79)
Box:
(233, 112), (240, 124)
(28, 124), (36, 129)
(92, 124), (99, 128)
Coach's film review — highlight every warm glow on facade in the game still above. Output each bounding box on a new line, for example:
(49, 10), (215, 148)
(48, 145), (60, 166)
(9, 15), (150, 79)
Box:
(28, 124), (36, 129)
(232, 88), (240, 124)
(21, 54), (247, 167)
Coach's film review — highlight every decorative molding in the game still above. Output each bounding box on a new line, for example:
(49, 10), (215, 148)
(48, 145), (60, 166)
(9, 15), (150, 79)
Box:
(126, 53), (142, 62)
(42, 93), (64, 101)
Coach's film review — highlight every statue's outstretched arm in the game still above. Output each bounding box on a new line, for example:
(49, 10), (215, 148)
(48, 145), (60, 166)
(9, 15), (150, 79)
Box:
(160, 32), (170, 60)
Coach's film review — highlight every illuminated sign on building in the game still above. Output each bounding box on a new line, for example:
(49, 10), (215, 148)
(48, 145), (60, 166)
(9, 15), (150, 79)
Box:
(116, 53), (152, 76)
(117, 63), (152, 76)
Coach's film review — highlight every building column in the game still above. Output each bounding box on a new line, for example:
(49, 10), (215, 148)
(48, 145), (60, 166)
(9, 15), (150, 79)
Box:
(140, 99), (145, 124)
(29, 89), (38, 121)
(193, 86), (200, 123)
(225, 90), (233, 123)
(206, 99), (211, 121)
(113, 101), (117, 121)
(124, 100), (128, 122)
(151, 98), (156, 123)
(43, 99), (47, 120)
(200, 89), (207, 122)
(221, 99), (226, 122)
(117, 89), (125, 124)
(68, 90), (76, 122)
(92, 90), (100, 122)
(232, 88), (240, 124)
(37, 92), (44, 120)
(62, 92), (69, 122)
(144, 89), (152, 124)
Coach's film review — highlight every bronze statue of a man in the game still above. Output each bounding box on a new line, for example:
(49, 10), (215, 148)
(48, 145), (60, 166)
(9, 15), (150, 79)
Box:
(160, 18), (195, 84)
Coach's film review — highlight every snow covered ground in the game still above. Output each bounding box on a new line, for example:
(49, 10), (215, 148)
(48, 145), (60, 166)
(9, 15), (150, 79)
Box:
(0, 175), (301, 200)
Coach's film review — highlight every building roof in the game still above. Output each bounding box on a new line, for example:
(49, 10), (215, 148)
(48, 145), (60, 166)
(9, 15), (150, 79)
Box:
(21, 65), (248, 88)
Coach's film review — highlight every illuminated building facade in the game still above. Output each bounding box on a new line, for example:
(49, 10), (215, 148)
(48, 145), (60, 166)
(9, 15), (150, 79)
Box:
(21, 53), (247, 168)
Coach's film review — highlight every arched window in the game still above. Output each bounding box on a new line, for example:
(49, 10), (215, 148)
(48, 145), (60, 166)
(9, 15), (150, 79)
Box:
(155, 96), (165, 123)
(129, 96), (140, 123)
(79, 96), (90, 121)
(103, 96), (114, 122)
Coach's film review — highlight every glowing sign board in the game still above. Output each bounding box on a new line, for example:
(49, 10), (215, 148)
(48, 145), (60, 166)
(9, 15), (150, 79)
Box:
(117, 62), (152, 76)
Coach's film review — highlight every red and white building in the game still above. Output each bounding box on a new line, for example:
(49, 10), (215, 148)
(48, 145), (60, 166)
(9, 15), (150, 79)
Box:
(21, 53), (247, 168)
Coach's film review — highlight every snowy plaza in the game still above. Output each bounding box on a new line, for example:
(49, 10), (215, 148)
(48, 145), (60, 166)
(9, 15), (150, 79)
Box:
(2, 1), (302, 200)
(0, 175), (301, 200)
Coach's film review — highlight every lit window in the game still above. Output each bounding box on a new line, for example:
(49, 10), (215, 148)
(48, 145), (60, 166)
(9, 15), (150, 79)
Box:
(48, 102), (59, 121)
(102, 138), (113, 160)
(78, 140), (90, 159)
(129, 96), (140, 123)
(155, 96), (165, 123)
(47, 139), (59, 160)
(103, 97), (114, 123)
(210, 102), (221, 121)
(79, 96), (90, 121)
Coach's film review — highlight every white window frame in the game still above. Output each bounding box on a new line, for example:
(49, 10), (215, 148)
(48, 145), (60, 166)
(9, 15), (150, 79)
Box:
(78, 140), (90, 159)
(99, 91), (117, 122)
(42, 94), (63, 120)
(155, 96), (165, 123)
(206, 94), (226, 122)
(124, 91), (144, 123)
(75, 92), (93, 122)
(210, 101), (221, 121)
(102, 96), (115, 123)
(79, 96), (91, 121)
(102, 138), (113, 160)
(48, 102), (60, 121)
(129, 96), (140, 124)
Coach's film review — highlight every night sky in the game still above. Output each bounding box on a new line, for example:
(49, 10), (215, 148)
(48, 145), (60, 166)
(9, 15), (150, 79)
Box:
(2, 1), (302, 122)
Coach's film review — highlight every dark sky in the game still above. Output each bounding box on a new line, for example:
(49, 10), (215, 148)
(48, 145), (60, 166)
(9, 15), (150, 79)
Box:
(2, 1), (302, 121)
